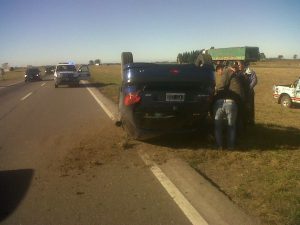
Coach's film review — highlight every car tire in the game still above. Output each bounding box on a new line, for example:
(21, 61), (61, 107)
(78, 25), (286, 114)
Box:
(280, 95), (292, 108)
(121, 52), (133, 65)
(121, 119), (140, 140)
(121, 52), (133, 77)
(195, 53), (213, 68)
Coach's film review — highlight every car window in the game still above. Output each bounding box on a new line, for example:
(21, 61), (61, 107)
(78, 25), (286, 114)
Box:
(56, 65), (76, 71)
(79, 65), (89, 72)
(27, 69), (40, 74)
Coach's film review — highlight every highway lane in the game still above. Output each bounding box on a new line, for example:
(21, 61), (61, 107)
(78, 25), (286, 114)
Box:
(0, 79), (192, 225)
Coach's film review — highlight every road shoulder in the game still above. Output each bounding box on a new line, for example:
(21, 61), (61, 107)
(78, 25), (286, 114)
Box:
(83, 80), (261, 225)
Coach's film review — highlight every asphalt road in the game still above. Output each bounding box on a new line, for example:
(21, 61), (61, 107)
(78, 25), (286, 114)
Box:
(0, 78), (192, 225)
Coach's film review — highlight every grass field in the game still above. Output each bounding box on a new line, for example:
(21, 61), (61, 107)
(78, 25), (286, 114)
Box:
(0, 68), (26, 83)
(90, 62), (300, 225)
(0, 66), (48, 84)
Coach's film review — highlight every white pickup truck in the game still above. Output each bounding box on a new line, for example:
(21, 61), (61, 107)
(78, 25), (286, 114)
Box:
(54, 63), (90, 88)
(273, 77), (300, 107)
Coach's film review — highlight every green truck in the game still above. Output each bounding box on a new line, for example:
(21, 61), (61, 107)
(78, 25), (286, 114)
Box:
(207, 47), (260, 62)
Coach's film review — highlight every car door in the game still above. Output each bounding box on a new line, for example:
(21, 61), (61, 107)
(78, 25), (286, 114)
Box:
(295, 79), (300, 102)
(77, 65), (90, 80)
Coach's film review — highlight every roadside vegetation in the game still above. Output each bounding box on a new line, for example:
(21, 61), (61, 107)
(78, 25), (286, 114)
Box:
(0, 68), (25, 83)
(90, 62), (300, 225)
(0, 66), (49, 84)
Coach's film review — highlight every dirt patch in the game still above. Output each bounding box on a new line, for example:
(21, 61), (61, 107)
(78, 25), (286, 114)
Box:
(59, 124), (126, 177)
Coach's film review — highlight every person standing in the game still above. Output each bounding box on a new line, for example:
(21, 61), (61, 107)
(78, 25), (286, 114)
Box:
(236, 61), (257, 125)
(213, 63), (245, 149)
(244, 65), (257, 125)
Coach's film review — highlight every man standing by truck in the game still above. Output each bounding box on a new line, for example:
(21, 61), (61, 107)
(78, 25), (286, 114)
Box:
(213, 64), (245, 149)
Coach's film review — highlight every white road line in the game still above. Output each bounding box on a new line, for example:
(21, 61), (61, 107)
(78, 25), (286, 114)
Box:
(85, 86), (116, 121)
(85, 84), (209, 225)
(138, 151), (209, 225)
(20, 92), (32, 101)
(41, 82), (46, 86)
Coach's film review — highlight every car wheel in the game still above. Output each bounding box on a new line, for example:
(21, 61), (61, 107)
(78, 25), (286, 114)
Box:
(195, 53), (213, 68)
(121, 52), (133, 65)
(121, 119), (140, 140)
(121, 52), (133, 76)
(281, 95), (292, 108)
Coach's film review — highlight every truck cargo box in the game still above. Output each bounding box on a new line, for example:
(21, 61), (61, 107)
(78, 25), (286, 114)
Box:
(207, 47), (259, 62)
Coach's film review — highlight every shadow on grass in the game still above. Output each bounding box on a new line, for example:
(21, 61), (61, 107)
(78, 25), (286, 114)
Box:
(144, 123), (300, 151)
(0, 169), (34, 222)
(239, 123), (300, 150)
(81, 82), (117, 88)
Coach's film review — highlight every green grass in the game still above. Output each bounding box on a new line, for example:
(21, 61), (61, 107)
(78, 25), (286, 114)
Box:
(89, 65), (121, 103)
(89, 63), (300, 225)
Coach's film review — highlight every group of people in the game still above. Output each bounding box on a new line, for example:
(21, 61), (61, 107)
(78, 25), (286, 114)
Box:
(212, 61), (257, 149)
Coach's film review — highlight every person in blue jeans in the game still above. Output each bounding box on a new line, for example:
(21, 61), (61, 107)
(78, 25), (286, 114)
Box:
(213, 64), (245, 149)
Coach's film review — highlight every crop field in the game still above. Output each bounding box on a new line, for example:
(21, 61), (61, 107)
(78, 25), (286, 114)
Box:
(91, 61), (300, 225)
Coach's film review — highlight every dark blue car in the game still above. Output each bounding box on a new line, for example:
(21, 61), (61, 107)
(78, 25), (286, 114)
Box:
(118, 53), (215, 140)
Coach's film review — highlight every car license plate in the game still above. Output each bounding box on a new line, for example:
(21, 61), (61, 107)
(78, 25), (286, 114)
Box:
(166, 93), (185, 102)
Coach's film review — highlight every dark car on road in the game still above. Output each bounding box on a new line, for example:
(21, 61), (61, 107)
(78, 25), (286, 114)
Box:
(118, 52), (215, 140)
(25, 68), (42, 82)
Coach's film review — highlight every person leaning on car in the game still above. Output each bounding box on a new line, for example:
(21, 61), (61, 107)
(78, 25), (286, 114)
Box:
(213, 63), (245, 149)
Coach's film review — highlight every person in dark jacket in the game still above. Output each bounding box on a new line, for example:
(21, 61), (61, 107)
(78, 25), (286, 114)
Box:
(244, 65), (257, 125)
(237, 61), (257, 125)
(213, 64), (245, 149)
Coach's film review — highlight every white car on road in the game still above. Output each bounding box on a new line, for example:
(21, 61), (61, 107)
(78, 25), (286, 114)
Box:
(54, 63), (90, 88)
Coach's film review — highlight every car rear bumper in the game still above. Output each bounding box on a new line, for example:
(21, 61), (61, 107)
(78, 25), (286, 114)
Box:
(122, 103), (210, 139)
(55, 77), (79, 84)
(25, 76), (42, 81)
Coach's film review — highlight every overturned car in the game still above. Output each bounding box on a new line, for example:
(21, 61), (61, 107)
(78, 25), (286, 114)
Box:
(118, 52), (215, 139)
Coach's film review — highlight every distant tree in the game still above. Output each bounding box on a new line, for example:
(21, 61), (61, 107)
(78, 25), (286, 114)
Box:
(210, 46), (215, 49)
(293, 54), (298, 60)
(177, 54), (183, 64)
(89, 60), (94, 65)
(259, 53), (266, 61)
(177, 50), (201, 64)
(94, 59), (101, 65)
(9, 67), (14, 71)
(278, 55), (284, 60)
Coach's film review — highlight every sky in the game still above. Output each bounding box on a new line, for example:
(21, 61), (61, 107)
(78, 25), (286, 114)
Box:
(0, 0), (300, 66)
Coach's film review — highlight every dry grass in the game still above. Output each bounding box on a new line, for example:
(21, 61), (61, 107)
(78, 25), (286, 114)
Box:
(90, 62), (300, 225)
(0, 68), (25, 82)
(89, 65), (121, 103)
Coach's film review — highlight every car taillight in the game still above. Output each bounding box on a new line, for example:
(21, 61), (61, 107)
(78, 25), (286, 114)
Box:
(170, 68), (180, 75)
(124, 92), (141, 106)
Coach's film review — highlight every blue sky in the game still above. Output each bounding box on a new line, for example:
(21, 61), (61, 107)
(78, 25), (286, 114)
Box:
(0, 0), (299, 66)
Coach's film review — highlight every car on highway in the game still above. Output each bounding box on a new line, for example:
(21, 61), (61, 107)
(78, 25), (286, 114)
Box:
(54, 63), (90, 88)
(118, 52), (215, 140)
(24, 67), (42, 82)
